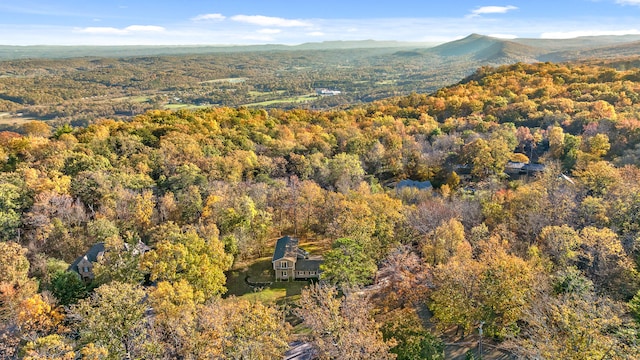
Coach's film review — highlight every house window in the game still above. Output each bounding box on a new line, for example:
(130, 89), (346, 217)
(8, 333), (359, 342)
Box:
(83, 267), (89, 273)
(310, 271), (316, 275)
(282, 271), (287, 277)
(280, 261), (287, 268)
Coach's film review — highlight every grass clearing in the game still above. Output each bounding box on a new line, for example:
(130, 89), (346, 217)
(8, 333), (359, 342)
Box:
(0, 113), (37, 125)
(163, 103), (208, 110)
(200, 77), (247, 84)
(225, 238), (321, 305)
(243, 94), (316, 107)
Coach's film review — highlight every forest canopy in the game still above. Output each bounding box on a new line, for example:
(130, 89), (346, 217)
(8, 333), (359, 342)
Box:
(2, 61), (640, 359)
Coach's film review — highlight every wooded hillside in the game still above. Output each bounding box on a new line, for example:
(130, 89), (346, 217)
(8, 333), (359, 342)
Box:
(2, 61), (640, 359)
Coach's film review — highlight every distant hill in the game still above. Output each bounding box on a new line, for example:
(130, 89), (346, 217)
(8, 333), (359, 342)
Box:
(512, 34), (640, 51)
(424, 34), (543, 63)
(0, 40), (436, 60)
(543, 39), (640, 62)
(415, 33), (640, 66)
(1, 34), (640, 62)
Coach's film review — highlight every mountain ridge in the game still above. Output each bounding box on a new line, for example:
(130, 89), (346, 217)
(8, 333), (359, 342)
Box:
(3, 33), (640, 60)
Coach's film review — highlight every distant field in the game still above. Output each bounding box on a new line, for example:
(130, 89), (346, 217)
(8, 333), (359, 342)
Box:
(0, 112), (36, 125)
(110, 96), (151, 103)
(163, 103), (209, 110)
(200, 78), (247, 84)
(244, 94), (317, 107)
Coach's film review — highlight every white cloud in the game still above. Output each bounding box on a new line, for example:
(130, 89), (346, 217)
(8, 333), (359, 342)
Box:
(76, 27), (126, 35)
(231, 15), (311, 27)
(616, 0), (640, 5)
(124, 25), (165, 32)
(258, 28), (281, 34)
(540, 29), (640, 38)
(469, 5), (518, 17)
(307, 31), (325, 37)
(191, 13), (226, 21)
(75, 25), (165, 35)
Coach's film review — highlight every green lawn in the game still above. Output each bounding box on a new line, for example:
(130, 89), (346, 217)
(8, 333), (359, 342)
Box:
(243, 94), (316, 107)
(225, 255), (311, 304)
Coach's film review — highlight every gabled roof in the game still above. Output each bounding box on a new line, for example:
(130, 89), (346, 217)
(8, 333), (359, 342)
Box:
(296, 259), (323, 272)
(68, 242), (105, 273)
(272, 236), (299, 262)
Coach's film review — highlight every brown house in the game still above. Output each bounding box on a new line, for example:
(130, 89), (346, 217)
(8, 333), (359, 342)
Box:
(272, 236), (322, 281)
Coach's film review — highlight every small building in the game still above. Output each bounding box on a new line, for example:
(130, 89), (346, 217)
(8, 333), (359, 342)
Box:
(315, 88), (341, 96)
(68, 242), (105, 281)
(272, 236), (322, 281)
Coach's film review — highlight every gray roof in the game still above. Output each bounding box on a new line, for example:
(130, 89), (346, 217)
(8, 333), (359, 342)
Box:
(68, 242), (105, 273)
(397, 179), (432, 190)
(522, 163), (545, 172)
(296, 259), (323, 272)
(272, 236), (299, 262)
(505, 161), (526, 169)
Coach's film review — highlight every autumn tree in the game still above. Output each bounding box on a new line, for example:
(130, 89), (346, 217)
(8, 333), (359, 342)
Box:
(70, 281), (149, 360)
(577, 226), (638, 299)
(381, 308), (444, 360)
(0, 241), (37, 323)
(16, 294), (65, 342)
(92, 233), (147, 285)
(197, 297), (290, 360)
(141, 225), (233, 302)
(147, 279), (198, 358)
(421, 218), (465, 266)
(22, 335), (76, 360)
(430, 238), (536, 338)
(296, 284), (394, 360)
(325, 153), (365, 193)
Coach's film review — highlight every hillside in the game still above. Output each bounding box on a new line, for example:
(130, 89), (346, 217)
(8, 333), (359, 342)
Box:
(2, 61), (640, 359)
(426, 33), (543, 62)
(3, 33), (640, 126)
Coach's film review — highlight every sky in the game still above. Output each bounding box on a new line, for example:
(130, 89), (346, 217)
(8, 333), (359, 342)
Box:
(2, 0), (640, 45)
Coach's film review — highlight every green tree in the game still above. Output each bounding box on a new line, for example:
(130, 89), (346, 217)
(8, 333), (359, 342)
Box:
(382, 309), (444, 360)
(50, 271), (87, 306)
(320, 237), (378, 286)
(326, 153), (365, 193)
(71, 282), (148, 360)
(92, 234), (147, 285)
(0, 181), (23, 240)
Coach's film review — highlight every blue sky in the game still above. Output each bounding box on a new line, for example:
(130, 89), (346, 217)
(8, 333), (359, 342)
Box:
(2, 1), (640, 45)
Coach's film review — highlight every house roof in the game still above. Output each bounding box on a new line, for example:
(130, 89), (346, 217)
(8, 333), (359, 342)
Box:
(522, 163), (545, 172)
(396, 179), (432, 190)
(68, 242), (105, 273)
(505, 161), (526, 169)
(296, 259), (323, 272)
(272, 236), (299, 262)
